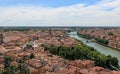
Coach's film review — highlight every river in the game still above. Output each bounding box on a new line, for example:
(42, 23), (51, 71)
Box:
(68, 31), (120, 65)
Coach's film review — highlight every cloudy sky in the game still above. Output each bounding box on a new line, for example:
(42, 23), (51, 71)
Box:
(0, 0), (120, 26)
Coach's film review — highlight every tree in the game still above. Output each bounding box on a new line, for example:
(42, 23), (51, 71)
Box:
(4, 56), (12, 68)
(43, 44), (119, 70)
(18, 59), (30, 74)
(30, 53), (35, 59)
(111, 57), (119, 68)
(22, 66), (30, 74)
(96, 38), (109, 45)
(108, 32), (114, 36)
(58, 50), (66, 58)
(23, 44), (34, 51)
(3, 66), (16, 74)
(2, 56), (30, 74)
(0, 71), (3, 74)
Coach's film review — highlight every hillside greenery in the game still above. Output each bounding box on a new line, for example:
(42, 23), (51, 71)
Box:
(44, 44), (119, 70)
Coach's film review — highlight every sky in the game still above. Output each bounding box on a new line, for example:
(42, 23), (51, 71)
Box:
(0, 0), (120, 26)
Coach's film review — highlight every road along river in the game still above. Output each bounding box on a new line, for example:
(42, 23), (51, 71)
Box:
(68, 31), (120, 65)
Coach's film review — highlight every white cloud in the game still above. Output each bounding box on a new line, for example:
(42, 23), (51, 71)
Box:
(100, 0), (120, 7)
(0, 0), (120, 26)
